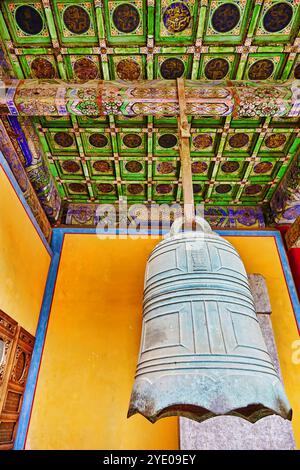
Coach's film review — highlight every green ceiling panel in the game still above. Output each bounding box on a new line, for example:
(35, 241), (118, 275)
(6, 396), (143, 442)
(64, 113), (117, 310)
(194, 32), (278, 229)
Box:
(253, 0), (300, 44)
(204, 0), (253, 44)
(243, 52), (286, 80)
(104, 0), (147, 45)
(198, 53), (237, 80)
(2, 1), (51, 46)
(52, 1), (99, 45)
(155, 0), (199, 44)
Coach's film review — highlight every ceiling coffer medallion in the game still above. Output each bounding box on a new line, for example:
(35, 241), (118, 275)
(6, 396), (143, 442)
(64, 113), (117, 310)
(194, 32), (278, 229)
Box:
(156, 183), (173, 194)
(122, 133), (143, 148)
(254, 0), (299, 41)
(92, 160), (113, 173)
(265, 133), (287, 148)
(158, 133), (178, 148)
(116, 58), (141, 80)
(158, 0), (196, 41)
(263, 2), (293, 32)
(125, 160), (143, 173)
(248, 59), (274, 80)
(246, 54), (284, 80)
(54, 1), (96, 44)
(211, 2), (240, 33)
(221, 161), (240, 173)
(68, 182), (88, 194)
(30, 57), (56, 79)
(4, 1), (49, 44)
(98, 183), (115, 193)
(253, 162), (273, 174)
(192, 161), (208, 174)
(113, 3), (140, 32)
(192, 134), (213, 149)
(63, 5), (91, 34)
(228, 133), (249, 148)
(205, 0), (247, 41)
(245, 183), (263, 195)
(54, 132), (74, 148)
(61, 160), (81, 174)
(215, 183), (232, 194)
(73, 57), (99, 81)
(193, 183), (202, 193)
(157, 161), (176, 174)
(200, 54), (236, 80)
(15, 4), (43, 35)
(89, 133), (109, 148)
(205, 58), (229, 80)
(127, 183), (144, 194)
(108, 0), (144, 40)
(160, 57), (185, 79)
(163, 1), (191, 33)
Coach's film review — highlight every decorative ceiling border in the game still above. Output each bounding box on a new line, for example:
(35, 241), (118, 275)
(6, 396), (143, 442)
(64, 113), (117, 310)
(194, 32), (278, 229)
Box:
(0, 41), (62, 227)
(0, 145), (51, 244)
(269, 148), (300, 224)
(0, 118), (52, 241)
(64, 201), (265, 228)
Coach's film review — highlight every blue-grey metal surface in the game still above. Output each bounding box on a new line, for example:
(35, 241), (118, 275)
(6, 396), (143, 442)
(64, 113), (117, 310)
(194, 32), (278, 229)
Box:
(128, 218), (292, 423)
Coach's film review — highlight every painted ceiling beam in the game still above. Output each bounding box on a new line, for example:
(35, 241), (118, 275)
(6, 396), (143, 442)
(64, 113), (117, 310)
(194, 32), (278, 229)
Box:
(0, 79), (299, 118)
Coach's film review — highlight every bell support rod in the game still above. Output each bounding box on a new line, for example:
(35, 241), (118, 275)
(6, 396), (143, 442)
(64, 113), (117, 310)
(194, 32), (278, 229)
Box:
(177, 78), (194, 227)
(0, 78), (299, 117)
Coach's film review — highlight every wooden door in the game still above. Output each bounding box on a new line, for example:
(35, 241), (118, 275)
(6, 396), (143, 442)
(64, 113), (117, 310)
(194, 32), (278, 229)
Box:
(0, 310), (34, 450)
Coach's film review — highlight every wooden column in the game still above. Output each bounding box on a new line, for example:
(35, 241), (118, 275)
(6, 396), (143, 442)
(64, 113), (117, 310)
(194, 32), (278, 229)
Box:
(285, 215), (300, 298)
(0, 310), (34, 450)
(177, 78), (194, 228)
(285, 215), (300, 249)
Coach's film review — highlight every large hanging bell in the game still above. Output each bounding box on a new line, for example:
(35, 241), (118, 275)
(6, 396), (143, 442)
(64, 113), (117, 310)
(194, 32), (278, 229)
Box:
(128, 217), (292, 424)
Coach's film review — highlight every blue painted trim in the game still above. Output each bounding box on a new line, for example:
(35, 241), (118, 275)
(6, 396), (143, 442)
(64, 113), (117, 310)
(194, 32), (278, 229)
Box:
(15, 227), (300, 449)
(8, 116), (32, 166)
(14, 230), (63, 450)
(0, 151), (52, 256)
(273, 232), (300, 328)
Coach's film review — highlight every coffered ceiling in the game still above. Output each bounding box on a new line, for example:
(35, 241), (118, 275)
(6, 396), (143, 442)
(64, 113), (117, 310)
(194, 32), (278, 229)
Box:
(0, 0), (299, 226)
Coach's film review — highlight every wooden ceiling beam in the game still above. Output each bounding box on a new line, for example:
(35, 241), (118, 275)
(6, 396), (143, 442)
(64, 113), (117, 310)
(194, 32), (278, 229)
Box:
(177, 78), (194, 227)
(0, 79), (298, 118)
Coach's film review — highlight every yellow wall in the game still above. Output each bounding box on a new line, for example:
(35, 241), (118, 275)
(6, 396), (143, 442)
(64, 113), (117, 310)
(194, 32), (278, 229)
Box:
(26, 235), (178, 450)
(26, 233), (300, 449)
(0, 166), (51, 335)
(227, 236), (300, 448)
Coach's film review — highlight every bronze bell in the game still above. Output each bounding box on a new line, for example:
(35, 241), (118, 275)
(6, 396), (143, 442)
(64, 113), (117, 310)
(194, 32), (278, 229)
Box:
(128, 217), (292, 424)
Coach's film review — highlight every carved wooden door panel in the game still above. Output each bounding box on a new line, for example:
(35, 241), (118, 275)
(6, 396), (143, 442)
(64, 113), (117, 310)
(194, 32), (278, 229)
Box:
(0, 310), (34, 450)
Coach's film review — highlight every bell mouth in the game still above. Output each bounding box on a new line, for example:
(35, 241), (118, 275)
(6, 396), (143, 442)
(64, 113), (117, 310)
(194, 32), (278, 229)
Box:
(127, 371), (292, 425)
(128, 403), (292, 424)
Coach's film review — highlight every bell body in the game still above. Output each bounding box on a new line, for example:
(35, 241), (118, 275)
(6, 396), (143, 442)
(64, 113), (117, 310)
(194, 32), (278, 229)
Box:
(128, 222), (292, 423)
